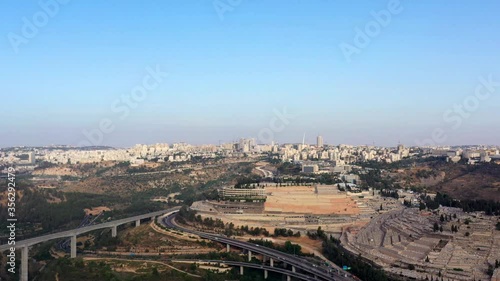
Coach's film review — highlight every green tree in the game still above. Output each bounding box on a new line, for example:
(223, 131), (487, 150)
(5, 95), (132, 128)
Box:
(317, 227), (325, 239)
(433, 222), (439, 232)
(419, 202), (426, 211)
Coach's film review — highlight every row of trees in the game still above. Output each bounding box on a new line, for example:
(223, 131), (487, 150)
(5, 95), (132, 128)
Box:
(307, 227), (327, 240)
(273, 228), (301, 238)
(177, 206), (271, 237)
(248, 239), (303, 256)
(234, 175), (263, 189)
(380, 189), (399, 199)
(269, 175), (342, 186)
(323, 235), (389, 281)
(440, 213), (457, 222)
(421, 192), (500, 215)
(432, 222), (444, 233)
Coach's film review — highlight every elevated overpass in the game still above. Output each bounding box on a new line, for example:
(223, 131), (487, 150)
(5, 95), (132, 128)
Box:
(163, 212), (355, 281)
(0, 207), (181, 281)
(173, 259), (325, 281)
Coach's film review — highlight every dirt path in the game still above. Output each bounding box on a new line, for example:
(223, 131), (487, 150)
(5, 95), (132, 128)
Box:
(82, 257), (202, 278)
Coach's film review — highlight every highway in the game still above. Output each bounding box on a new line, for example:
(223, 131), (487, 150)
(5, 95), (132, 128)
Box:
(172, 259), (324, 281)
(0, 207), (181, 251)
(0, 206), (353, 281)
(255, 166), (274, 178)
(163, 212), (354, 281)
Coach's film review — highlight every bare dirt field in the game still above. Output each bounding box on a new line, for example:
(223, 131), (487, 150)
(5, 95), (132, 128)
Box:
(84, 206), (111, 216)
(264, 186), (360, 215)
(32, 167), (79, 176)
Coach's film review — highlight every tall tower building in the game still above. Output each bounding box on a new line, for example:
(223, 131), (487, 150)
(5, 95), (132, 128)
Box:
(397, 144), (405, 153)
(28, 152), (36, 164)
(317, 135), (324, 147)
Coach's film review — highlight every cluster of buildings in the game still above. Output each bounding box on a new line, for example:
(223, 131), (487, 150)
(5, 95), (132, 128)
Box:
(425, 146), (500, 164)
(1, 140), (499, 169)
(0, 139), (279, 167)
(0, 143), (219, 166)
(280, 142), (413, 164)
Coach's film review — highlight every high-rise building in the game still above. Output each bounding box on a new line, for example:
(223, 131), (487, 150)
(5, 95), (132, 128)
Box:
(397, 144), (405, 152)
(28, 152), (36, 164)
(317, 135), (324, 147)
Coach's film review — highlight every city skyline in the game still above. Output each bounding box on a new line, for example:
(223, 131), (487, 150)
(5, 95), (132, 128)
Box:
(2, 1), (500, 147)
(2, 136), (499, 150)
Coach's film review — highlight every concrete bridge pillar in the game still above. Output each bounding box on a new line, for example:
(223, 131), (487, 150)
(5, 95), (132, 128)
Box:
(111, 225), (117, 237)
(270, 258), (274, 267)
(248, 250), (252, 262)
(283, 262), (287, 268)
(135, 220), (141, 227)
(226, 244), (230, 253)
(21, 246), (28, 281)
(287, 275), (291, 281)
(263, 255), (267, 263)
(292, 266), (296, 273)
(71, 235), (77, 258)
(240, 266), (244, 275)
(264, 269), (268, 279)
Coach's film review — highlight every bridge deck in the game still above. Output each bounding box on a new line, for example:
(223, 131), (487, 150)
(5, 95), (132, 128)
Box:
(0, 207), (180, 251)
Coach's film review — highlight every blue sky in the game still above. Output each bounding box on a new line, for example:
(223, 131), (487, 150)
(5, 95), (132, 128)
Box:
(1, 0), (499, 147)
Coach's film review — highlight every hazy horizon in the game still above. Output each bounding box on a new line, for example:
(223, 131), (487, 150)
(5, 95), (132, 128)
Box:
(2, 1), (500, 148)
